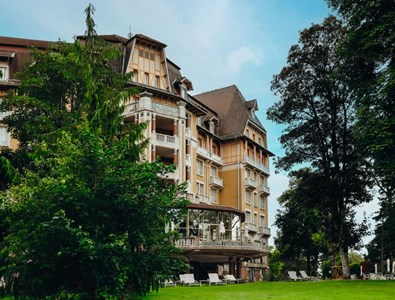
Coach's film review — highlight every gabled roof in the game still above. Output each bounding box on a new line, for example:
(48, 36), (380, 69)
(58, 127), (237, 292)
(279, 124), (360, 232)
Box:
(194, 85), (266, 138)
(0, 36), (53, 49)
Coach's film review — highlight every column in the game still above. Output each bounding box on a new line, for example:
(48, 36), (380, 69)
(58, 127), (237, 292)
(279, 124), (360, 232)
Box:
(152, 114), (156, 133)
(173, 119), (178, 137)
(151, 145), (156, 162)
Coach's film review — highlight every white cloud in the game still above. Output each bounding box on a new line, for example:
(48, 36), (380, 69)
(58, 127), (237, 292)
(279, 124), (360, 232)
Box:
(226, 46), (263, 73)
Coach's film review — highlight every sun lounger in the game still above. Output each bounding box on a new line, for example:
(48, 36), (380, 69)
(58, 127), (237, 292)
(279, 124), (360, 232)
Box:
(224, 274), (245, 283)
(288, 271), (302, 281)
(208, 273), (226, 285)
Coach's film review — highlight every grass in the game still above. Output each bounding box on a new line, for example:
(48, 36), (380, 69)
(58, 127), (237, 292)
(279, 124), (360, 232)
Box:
(136, 280), (395, 300)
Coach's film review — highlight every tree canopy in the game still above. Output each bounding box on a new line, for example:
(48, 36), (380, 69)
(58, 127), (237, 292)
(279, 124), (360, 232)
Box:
(0, 4), (188, 298)
(268, 16), (371, 278)
(327, 0), (395, 268)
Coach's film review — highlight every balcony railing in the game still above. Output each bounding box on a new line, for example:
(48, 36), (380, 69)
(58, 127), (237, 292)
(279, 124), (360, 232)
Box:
(123, 101), (180, 118)
(244, 155), (270, 174)
(258, 185), (270, 194)
(175, 237), (268, 252)
(246, 223), (258, 232)
(210, 176), (224, 189)
(244, 178), (257, 190)
(258, 226), (271, 236)
(197, 147), (223, 165)
(196, 194), (210, 204)
(154, 133), (178, 149)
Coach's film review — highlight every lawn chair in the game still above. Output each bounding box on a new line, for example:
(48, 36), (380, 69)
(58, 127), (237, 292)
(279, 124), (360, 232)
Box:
(183, 273), (201, 286)
(224, 274), (245, 284)
(299, 270), (317, 281)
(163, 279), (176, 287)
(208, 273), (226, 285)
(288, 271), (302, 281)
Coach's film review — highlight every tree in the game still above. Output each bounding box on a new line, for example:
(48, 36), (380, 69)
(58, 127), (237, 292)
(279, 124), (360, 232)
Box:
(274, 168), (329, 276)
(1, 123), (188, 298)
(267, 16), (371, 278)
(0, 4), (188, 298)
(327, 0), (395, 272)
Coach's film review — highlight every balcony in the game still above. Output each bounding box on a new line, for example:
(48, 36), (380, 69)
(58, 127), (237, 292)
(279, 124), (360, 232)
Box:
(197, 147), (223, 165)
(244, 155), (270, 175)
(210, 175), (224, 189)
(175, 237), (269, 254)
(258, 185), (270, 194)
(122, 101), (180, 118)
(246, 223), (258, 233)
(258, 226), (271, 236)
(244, 178), (257, 190)
(196, 194), (210, 204)
(154, 133), (178, 149)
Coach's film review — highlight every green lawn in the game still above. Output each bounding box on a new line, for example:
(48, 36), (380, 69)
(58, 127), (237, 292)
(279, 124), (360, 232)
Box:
(137, 280), (395, 300)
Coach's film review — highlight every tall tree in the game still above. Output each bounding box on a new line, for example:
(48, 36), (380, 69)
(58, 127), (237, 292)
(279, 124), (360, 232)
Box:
(0, 4), (188, 298)
(267, 16), (371, 278)
(327, 0), (395, 272)
(275, 168), (329, 276)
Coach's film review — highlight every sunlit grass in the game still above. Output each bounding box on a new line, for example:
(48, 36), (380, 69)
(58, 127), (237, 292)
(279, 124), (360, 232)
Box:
(137, 280), (395, 300)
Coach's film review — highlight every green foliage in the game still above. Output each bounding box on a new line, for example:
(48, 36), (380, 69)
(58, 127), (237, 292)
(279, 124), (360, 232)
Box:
(268, 16), (372, 278)
(327, 0), (395, 259)
(274, 169), (329, 276)
(0, 122), (188, 298)
(268, 247), (284, 281)
(0, 4), (188, 299)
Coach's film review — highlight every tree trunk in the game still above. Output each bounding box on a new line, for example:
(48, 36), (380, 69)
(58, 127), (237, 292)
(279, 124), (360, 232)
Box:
(341, 247), (350, 279)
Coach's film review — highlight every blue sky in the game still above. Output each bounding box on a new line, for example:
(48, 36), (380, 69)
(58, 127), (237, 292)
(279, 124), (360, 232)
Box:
(0, 0), (378, 248)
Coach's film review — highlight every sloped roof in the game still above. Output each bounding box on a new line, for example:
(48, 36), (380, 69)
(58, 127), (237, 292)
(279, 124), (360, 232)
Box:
(194, 85), (265, 138)
(0, 36), (53, 49)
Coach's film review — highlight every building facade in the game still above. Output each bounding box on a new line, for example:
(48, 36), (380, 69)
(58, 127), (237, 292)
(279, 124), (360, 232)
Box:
(0, 34), (273, 281)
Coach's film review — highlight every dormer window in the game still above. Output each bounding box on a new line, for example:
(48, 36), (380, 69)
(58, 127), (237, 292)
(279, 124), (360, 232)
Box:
(181, 86), (188, 99)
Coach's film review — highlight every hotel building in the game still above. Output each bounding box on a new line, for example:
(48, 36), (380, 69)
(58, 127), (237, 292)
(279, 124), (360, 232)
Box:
(0, 34), (273, 281)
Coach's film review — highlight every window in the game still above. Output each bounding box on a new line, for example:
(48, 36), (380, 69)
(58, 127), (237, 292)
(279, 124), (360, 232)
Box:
(260, 215), (265, 227)
(181, 87), (187, 99)
(144, 73), (149, 85)
(245, 211), (251, 224)
(253, 193), (258, 207)
(139, 49), (144, 57)
(245, 168), (250, 179)
(196, 182), (204, 195)
(260, 196), (265, 209)
(211, 166), (217, 177)
(245, 190), (251, 204)
(197, 159), (203, 176)
(150, 53), (155, 60)
(0, 126), (9, 146)
(253, 213), (258, 225)
(0, 66), (8, 80)
(155, 75), (160, 88)
(198, 137), (205, 148)
(210, 189), (218, 203)
(131, 69), (138, 82)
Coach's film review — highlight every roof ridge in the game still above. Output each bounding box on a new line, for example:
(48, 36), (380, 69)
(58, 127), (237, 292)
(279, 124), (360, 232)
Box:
(194, 84), (237, 96)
